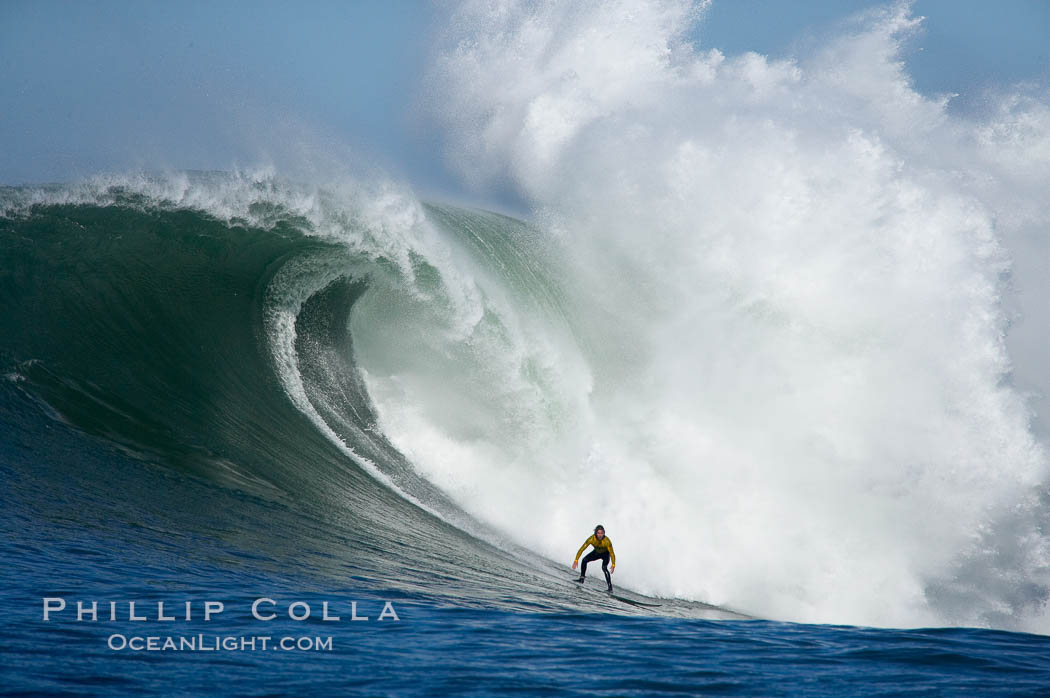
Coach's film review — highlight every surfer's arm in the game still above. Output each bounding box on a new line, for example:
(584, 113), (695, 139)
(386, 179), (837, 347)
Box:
(574, 536), (594, 561)
(607, 541), (616, 567)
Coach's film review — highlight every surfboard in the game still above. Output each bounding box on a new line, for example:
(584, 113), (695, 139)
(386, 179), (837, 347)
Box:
(571, 578), (663, 608)
(610, 595), (662, 608)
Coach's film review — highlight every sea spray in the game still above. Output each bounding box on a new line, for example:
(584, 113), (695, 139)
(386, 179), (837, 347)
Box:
(413, 0), (1050, 628)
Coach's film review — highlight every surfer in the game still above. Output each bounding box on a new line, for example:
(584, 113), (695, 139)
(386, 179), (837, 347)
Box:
(573, 524), (615, 592)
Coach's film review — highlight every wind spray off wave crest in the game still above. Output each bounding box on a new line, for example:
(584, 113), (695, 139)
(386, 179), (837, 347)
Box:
(425, 0), (1050, 629)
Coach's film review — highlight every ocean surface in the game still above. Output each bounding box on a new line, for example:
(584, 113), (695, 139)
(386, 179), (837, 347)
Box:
(2, 174), (1050, 695)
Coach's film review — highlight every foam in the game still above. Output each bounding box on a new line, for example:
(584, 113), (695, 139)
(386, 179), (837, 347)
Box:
(410, 0), (1050, 628)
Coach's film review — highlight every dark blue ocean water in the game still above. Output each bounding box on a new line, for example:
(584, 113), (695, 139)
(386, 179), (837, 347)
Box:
(4, 194), (1050, 696)
(5, 401), (1050, 697)
(7, 537), (1050, 696)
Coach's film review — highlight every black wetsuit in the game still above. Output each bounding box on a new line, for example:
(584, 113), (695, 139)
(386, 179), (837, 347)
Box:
(580, 549), (612, 589)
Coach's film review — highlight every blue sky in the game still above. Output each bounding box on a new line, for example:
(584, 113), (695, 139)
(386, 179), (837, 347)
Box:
(1, 0), (1047, 198)
(700, 0), (1049, 98)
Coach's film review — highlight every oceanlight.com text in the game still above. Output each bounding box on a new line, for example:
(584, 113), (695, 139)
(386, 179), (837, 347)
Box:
(107, 634), (333, 652)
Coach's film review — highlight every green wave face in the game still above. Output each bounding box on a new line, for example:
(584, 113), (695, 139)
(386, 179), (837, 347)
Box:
(3, 198), (324, 491)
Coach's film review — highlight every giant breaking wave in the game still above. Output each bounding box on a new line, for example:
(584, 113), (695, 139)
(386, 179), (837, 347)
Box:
(4, 0), (1050, 631)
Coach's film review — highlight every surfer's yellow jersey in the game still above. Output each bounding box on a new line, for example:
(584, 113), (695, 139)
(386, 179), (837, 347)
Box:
(575, 534), (615, 565)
